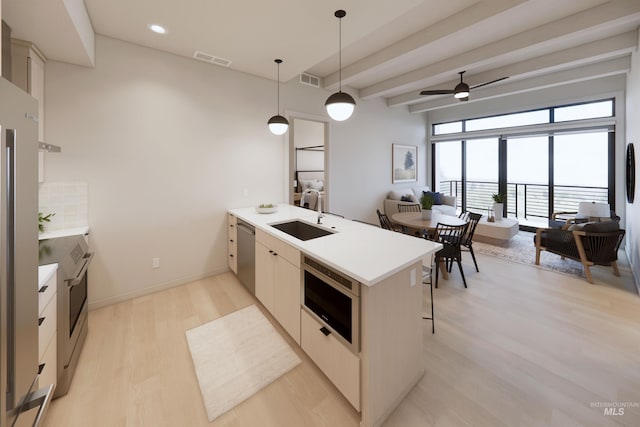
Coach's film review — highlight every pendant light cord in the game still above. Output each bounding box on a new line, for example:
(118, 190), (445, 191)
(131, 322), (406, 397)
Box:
(277, 62), (280, 113)
(338, 15), (342, 92)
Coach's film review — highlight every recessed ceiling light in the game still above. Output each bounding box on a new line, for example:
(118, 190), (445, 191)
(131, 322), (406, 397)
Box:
(148, 24), (167, 34)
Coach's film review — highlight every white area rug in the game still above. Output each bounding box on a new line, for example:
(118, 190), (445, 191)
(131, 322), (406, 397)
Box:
(185, 304), (301, 421)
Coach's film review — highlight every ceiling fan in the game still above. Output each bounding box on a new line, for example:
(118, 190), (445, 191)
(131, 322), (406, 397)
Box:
(419, 71), (508, 101)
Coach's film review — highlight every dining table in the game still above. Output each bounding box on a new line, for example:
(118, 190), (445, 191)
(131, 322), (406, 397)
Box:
(391, 211), (467, 280)
(391, 211), (467, 230)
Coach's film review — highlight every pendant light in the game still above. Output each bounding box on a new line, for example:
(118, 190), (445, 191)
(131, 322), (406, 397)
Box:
(325, 10), (355, 121)
(268, 59), (289, 135)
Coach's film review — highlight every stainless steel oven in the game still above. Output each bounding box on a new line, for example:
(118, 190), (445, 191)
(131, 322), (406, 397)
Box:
(39, 235), (93, 398)
(302, 255), (360, 353)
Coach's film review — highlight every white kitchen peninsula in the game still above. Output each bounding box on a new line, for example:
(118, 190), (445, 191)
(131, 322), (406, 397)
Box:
(228, 204), (441, 427)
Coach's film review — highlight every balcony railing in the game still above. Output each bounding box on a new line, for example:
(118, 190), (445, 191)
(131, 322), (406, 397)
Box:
(438, 180), (608, 219)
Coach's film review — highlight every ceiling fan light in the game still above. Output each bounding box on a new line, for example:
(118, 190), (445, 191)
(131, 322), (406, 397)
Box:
(325, 91), (356, 121)
(268, 114), (289, 135)
(454, 82), (470, 98)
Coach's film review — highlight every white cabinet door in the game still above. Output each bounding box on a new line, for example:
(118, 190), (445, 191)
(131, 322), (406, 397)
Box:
(273, 257), (301, 345)
(255, 241), (275, 313)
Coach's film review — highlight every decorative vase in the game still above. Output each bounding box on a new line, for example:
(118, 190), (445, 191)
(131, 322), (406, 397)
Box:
(493, 202), (504, 220)
(421, 209), (432, 220)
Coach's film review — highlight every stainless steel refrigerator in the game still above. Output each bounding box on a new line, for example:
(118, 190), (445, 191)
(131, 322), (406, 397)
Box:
(1, 77), (53, 426)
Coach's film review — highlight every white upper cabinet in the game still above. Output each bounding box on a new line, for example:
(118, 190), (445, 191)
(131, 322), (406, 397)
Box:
(11, 39), (46, 142)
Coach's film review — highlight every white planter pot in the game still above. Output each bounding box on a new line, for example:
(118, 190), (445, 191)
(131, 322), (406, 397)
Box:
(493, 203), (504, 220)
(421, 209), (432, 220)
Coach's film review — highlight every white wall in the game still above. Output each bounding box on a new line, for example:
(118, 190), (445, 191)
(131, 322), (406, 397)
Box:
(44, 35), (426, 308)
(626, 35), (640, 292)
(330, 97), (427, 223)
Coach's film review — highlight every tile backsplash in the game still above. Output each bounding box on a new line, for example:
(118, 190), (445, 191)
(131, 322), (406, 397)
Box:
(39, 182), (88, 231)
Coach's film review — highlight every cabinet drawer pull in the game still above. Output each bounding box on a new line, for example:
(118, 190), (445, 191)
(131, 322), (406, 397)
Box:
(39, 285), (48, 293)
(230, 239), (234, 243)
(272, 252), (278, 256)
(38, 317), (45, 326)
(229, 254), (234, 258)
(38, 363), (45, 374)
(320, 326), (331, 336)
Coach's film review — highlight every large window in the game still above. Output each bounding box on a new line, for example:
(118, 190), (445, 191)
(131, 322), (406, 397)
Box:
(431, 99), (615, 228)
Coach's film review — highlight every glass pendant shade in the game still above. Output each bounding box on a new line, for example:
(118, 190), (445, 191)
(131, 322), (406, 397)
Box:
(325, 91), (356, 121)
(268, 114), (289, 135)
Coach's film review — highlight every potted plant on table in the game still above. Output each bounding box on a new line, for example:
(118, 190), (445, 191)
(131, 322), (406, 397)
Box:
(420, 193), (435, 220)
(491, 193), (506, 220)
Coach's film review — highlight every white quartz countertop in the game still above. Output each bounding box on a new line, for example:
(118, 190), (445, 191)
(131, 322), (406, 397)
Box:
(38, 263), (58, 290)
(39, 226), (90, 240)
(229, 204), (441, 286)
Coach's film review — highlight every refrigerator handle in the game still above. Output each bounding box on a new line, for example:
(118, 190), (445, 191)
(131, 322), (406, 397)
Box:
(4, 129), (17, 405)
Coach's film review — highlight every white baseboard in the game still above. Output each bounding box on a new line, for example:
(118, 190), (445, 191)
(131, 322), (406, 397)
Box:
(624, 242), (640, 295)
(87, 266), (231, 311)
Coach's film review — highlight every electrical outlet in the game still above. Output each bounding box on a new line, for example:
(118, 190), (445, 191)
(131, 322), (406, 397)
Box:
(152, 257), (160, 269)
(243, 188), (249, 196)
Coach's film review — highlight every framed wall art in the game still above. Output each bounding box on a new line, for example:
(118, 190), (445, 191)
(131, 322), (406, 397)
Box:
(392, 144), (417, 183)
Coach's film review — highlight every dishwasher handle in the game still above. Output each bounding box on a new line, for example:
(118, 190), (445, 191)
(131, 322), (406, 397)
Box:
(236, 221), (255, 235)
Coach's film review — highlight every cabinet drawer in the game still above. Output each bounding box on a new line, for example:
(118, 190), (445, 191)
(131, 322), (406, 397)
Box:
(228, 252), (238, 274)
(38, 269), (57, 313)
(38, 298), (57, 361)
(39, 332), (57, 389)
(256, 230), (300, 267)
(228, 213), (238, 240)
(301, 310), (360, 410)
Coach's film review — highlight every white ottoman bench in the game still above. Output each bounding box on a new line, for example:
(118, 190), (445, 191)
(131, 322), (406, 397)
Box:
(474, 217), (519, 244)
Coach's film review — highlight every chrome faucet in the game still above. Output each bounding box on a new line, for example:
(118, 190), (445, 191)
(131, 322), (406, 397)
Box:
(305, 189), (324, 224)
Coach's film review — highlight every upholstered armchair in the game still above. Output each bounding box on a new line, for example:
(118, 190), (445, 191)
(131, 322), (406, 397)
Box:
(534, 220), (625, 283)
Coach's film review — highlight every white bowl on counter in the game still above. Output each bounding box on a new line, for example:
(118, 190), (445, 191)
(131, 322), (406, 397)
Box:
(256, 205), (278, 214)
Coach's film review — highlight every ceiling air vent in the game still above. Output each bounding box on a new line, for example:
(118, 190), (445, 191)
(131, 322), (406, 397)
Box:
(193, 51), (232, 67)
(300, 73), (320, 88)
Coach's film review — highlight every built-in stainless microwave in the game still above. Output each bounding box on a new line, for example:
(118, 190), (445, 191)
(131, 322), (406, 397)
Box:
(302, 255), (360, 353)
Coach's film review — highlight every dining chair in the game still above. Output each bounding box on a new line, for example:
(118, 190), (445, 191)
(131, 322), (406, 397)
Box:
(428, 222), (468, 289)
(458, 211), (482, 272)
(397, 203), (421, 213)
(376, 209), (400, 231)
(421, 261), (435, 334)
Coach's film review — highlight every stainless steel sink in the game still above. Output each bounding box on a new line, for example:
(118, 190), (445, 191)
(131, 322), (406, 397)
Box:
(270, 220), (334, 241)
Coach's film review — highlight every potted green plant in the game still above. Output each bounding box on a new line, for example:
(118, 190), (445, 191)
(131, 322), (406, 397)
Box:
(420, 193), (435, 220)
(491, 193), (506, 220)
(38, 212), (55, 232)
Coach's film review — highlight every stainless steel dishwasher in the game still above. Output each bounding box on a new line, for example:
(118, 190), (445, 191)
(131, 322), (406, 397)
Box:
(236, 219), (256, 294)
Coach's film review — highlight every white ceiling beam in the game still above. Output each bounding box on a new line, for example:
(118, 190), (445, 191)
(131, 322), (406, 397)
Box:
(359, 0), (640, 99)
(388, 30), (638, 107)
(408, 56), (631, 113)
(323, 0), (525, 90)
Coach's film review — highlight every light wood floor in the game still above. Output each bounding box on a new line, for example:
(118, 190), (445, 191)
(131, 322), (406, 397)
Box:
(42, 253), (640, 427)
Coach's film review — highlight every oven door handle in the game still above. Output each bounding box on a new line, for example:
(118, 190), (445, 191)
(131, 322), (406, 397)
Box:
(67, 252), (94, 288)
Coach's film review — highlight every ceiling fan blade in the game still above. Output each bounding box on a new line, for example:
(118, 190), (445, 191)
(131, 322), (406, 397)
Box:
(470, 76), (509, 90)
(419, 89), (455, 95)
